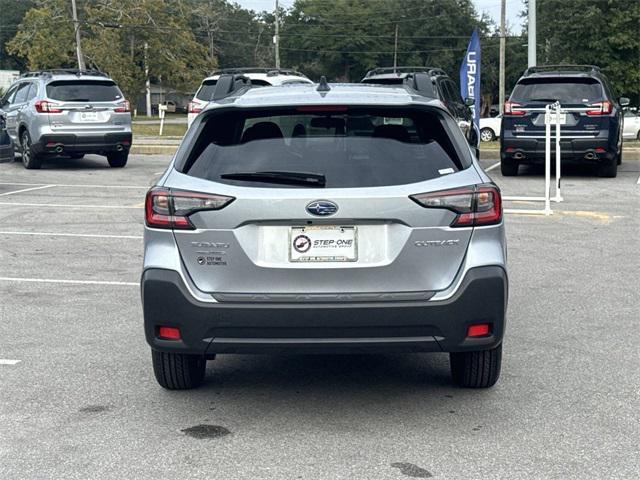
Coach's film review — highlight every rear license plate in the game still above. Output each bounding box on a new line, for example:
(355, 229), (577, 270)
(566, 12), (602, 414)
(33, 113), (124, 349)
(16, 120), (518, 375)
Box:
(80, 111), (99, 122)
(289, 226), (357, 262)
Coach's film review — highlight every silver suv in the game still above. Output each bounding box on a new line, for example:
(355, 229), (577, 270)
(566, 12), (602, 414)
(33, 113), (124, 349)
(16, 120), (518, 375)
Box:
(0, 69), (132, 169)
(142, 75), (508, 390)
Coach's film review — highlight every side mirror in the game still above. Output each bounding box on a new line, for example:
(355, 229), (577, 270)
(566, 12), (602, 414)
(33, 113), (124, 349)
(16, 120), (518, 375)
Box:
(619, 97), (630, 107)
(464, 97), (475, 107)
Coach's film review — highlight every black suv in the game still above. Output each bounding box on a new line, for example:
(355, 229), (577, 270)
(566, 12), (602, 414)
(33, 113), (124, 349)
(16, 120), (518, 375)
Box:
(501, 65), (629, 177)
(361, 67), (479, 153)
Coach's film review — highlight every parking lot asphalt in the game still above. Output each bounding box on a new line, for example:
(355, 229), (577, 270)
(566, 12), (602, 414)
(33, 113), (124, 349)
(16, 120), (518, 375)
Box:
(0, 153), (638, 479)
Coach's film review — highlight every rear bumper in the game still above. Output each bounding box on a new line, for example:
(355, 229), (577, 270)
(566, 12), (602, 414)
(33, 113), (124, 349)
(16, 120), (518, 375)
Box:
(501, 136), (616, 163)
(33, 133), (132, 155)
(142, 266), (508, 356)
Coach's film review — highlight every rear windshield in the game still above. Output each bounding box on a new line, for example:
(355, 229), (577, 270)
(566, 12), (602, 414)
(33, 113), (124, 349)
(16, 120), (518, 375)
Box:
(46, 80), (122, 102)
(182, 107), (468, 188)
(511, 78), (604, 104)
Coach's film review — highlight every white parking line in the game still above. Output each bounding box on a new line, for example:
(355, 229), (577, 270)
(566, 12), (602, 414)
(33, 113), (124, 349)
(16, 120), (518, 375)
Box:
(485, 161), (501, 172)
(0, 359), (21, 365)
(0, 184), (55, 196)
(0, 202), (143, 209)
(637, 175), (640, 184)
(0, 277), (138, 286)
(0, 182), (147, 189)
(0, 231), (142, 239)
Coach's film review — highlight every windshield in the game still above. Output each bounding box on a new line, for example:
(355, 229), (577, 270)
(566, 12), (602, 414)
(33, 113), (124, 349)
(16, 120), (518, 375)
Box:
(510, 78), (604, 104)
(46, 81), (122, 102)
(182, 107), (468, 188)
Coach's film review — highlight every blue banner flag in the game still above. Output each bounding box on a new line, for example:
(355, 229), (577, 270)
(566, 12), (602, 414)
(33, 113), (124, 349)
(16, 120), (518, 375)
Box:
(460, 28), (481, 130)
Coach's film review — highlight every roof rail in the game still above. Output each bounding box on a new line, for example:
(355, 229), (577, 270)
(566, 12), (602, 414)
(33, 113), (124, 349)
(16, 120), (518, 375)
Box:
(403, 72), (437, 98)
(364, 66), (447, 78)
(211, 74), (252, 101)
(211, 67), (307, 78)
(524, 65), (601, 76)
(20, 69), (108, 79)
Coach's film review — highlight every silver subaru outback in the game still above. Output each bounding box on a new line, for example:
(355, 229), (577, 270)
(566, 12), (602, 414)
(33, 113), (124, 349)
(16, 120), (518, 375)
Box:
(0, 69), (132, 169)
(142, 74), (507, 390)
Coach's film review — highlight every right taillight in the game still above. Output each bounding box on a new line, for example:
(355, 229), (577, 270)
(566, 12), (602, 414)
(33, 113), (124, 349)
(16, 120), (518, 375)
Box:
(34, 100), (63, 113)
(145, 187), (234, 230)
(586, 100), (612, 116)
(188, 101), (203, 114)
(504, 100), (525, 116)
(410, 184), (502, 227)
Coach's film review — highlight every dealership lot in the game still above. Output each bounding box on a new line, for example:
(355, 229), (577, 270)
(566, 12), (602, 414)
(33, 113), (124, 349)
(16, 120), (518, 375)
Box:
(0, 153), (638, 479)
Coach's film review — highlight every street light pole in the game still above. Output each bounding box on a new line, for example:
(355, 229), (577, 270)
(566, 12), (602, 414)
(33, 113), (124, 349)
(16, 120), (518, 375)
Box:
(71, 0), (85, 70)
(499, 0), (506, 114)
(528, 0), (537, 67)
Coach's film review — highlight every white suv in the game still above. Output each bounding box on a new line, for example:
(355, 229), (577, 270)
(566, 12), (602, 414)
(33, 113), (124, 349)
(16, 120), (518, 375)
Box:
(187, 68), (312, 127)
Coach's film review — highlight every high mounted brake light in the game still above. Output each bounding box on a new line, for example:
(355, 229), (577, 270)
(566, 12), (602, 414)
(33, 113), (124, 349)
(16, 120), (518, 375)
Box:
(504, 100), (525, 116)
(145, 187), (234, 230)
(410, 184), (502, 227)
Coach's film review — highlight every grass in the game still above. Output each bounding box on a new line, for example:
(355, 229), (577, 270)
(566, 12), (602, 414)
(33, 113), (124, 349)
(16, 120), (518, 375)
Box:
(132, 123), (186, 137)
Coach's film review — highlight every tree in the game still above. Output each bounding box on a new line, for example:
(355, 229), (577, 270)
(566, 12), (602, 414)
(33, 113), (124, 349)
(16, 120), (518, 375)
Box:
(0, 0), (35, 70)
(531, 0), (640, 103)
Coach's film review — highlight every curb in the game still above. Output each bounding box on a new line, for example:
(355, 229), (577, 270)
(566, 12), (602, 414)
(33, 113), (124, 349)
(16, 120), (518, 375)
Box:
(130, 145), (178, 155)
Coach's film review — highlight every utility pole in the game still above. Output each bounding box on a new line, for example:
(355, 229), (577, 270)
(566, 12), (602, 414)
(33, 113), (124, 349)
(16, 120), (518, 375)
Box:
(144, 42), (151, 118)
(528, 0), (537, 67)
(70, 0), (85, 70)
(499, 0), (506, 114)
(274, 0), (280, 69)
(393, 24), (399, 72)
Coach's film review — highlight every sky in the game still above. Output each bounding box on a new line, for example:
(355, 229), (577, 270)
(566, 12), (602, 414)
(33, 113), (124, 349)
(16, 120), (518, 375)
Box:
(233, 0), (526, 32)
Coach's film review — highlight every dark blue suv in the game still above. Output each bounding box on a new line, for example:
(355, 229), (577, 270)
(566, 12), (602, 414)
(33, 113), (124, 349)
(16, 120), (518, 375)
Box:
(500, 65), (629, 177)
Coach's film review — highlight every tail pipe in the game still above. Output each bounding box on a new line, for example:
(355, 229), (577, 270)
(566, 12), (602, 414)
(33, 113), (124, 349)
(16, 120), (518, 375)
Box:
(116, 144), (124, 152)
(513, 151), (525, 160)
(584, 151), (596, 160)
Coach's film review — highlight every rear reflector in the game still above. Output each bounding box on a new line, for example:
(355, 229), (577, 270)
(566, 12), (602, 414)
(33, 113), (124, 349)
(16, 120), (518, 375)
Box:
(158, 326), (181, 340)
(145, 187), (234, 230)
(410, 184), (502, 227)
(467, 323), (491, 337)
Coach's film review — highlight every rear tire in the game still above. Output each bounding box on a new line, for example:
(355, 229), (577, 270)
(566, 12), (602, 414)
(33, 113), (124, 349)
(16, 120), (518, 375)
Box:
(480, 128), (495, 142)
(151, 350), (206, 390)
(107, 152), (128, 168)
(597, 156), (618, 178)
(450, 344), (502, 388)
(20, 131), (42, 169)
(500, 159), (519, 176)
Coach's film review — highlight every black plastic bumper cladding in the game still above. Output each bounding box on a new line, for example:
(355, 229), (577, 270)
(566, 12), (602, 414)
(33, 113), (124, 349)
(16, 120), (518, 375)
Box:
(142, 266), (507, 355)
(33, 133), (132, 154)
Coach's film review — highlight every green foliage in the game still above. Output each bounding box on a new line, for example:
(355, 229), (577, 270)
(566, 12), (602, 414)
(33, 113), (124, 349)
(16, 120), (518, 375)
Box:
(0, 0), (35, 69)
(533, 0), (640, 102)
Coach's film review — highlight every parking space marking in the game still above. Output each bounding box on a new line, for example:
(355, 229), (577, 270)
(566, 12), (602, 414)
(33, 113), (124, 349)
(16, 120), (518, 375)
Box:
(0, 202), (143, 209)
(0, 182), (147, 189)
(637, 175), (640, 184)
(485, 161), (501, 172)
(0, 277), (138, 286)
(0, 184), (55, 196)
(0, 231), (142, 239)
(0, 359), (22, 365)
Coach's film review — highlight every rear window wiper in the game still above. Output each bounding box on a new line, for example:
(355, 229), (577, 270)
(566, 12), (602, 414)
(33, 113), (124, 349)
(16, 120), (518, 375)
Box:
(220, 171), (326, 187)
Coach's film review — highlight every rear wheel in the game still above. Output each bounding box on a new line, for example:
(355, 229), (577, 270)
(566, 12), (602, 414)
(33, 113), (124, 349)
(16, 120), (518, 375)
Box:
(20, 131), (42, 169)
(450, 344), (502, 388)
(597, 156), (618, 178)
(151, 350), (206, 390)
(500, 159), (519, 176)
(480, 128), (495, 142)
(107, 152), (128, 168)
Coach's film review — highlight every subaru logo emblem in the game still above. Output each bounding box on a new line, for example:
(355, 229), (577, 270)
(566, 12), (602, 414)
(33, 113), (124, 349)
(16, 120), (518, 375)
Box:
(306, 200), (338, 216)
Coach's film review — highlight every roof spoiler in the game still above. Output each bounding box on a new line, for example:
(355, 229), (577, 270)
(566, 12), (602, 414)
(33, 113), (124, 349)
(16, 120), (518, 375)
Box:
(364, 66), (447, 78)
(20, 69), (108, 78)
(524, 65), (601, 76)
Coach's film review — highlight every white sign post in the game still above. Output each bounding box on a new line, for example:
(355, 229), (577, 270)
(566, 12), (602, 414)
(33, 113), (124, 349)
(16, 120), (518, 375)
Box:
(158, 104), (167, 136)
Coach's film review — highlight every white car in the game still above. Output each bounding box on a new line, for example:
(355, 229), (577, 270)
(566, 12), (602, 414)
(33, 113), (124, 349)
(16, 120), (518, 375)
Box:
(187, 68), (313, 126)
(479, 115), (501, 142)
(623, 110), (640, 140)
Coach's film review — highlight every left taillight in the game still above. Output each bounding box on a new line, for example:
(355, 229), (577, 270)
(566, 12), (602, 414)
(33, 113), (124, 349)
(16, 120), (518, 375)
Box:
(145, 187), (234, 230)
(410, 184), (502, 227)
(114, 99), (131, 113)
(34, 100), (63, 113)
(586, 100), (612, 116)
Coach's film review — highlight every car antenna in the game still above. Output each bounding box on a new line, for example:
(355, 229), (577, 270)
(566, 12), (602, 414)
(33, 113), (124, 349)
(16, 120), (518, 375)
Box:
(316, 76), (331, 92)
